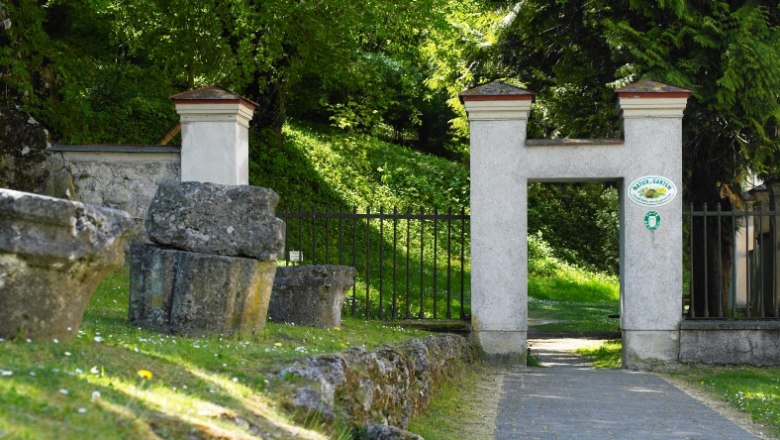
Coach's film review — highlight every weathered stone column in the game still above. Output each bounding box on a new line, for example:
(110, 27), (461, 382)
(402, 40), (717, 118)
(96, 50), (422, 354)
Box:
(617, 82), (690, 367)
(461, 82), (534, 363)
(0, 189), (132, 340)
(170, 86), (257, 185)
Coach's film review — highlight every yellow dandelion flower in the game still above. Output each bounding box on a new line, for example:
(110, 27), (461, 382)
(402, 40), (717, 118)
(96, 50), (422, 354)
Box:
(137, 369), (153, 380)
(332, 326), (341, 331)
(274, 342), (283, 347)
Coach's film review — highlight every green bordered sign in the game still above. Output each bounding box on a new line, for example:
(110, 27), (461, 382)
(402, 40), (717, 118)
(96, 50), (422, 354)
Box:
(644, 211), (661, 231)
(628, 176), (677, 207)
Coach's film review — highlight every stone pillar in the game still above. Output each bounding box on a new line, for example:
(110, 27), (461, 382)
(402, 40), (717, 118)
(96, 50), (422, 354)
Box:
(461, 82), (534, 363)
(617, 82), (690, 367)
(170, 86), (257, 185)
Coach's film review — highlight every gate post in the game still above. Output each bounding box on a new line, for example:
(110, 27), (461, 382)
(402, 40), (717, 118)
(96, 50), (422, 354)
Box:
(461, 82), (534, 363)
(170, 86), (257, 185)
(617, 81), (690, 368)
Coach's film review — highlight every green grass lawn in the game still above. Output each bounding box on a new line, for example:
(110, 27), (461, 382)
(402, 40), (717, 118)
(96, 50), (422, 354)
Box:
(575, 340), (622, 368)
(670, 367), (780, 438)
(0, 268), (429, 439)
(527, 247), (621, 335)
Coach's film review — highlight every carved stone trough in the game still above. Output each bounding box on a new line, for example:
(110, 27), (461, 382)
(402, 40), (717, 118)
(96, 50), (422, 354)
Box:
(268, 265), (357, 328)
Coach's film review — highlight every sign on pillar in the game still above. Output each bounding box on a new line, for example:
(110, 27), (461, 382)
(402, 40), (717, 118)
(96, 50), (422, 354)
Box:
(170, 86), (257, 185)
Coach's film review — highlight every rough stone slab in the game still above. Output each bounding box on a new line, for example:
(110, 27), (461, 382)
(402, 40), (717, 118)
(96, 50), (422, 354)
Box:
(0, 188), (132, 264)
(129, 243), (275, 337)
(0, 189), (132, 340)
(146, 181), (285, 260)
(268, 265), (357, 328)
(361, 425), (423, 440)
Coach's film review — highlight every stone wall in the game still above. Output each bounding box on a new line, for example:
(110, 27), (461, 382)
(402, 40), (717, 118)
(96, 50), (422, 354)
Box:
(274, 334), (476, 433)
(680, 321), (780, 366)
(47, 144), (180, 240)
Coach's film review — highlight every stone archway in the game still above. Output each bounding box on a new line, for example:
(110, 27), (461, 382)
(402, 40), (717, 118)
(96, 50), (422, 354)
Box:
(461, 80), (691, 369)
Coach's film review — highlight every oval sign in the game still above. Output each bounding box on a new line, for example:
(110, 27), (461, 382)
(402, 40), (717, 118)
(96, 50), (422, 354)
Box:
(628, 176), (677, 207)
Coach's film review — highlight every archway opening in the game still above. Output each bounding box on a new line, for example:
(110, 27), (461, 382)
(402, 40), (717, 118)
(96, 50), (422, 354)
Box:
(527, 181), (622, 366)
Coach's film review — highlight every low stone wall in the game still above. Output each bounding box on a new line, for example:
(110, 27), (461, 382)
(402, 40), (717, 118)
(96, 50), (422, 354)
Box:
(680, 321), (780, 366)
(47, 144), (180, 240)
(274, 334), (476, 433)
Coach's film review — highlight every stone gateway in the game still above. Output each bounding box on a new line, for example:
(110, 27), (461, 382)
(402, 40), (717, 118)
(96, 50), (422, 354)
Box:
(461, 80), (691, 368)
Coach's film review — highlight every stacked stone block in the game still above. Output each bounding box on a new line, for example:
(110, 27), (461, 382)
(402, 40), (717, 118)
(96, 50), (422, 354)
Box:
(129, 181), (285, 337)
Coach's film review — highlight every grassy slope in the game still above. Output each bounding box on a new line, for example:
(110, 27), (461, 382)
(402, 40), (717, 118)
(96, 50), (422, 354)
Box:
(251, 122), (469, 212)
(252, 123), (472, 320)
(0, 269), (428, 439)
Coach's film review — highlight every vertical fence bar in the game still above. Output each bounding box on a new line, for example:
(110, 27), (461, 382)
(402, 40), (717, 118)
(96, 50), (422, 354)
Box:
(284, 207), (290, 266)
(769, 210), (780, 318)
(746, 210), (751, 318)
(352, 206), (357, 316)
(392, 207), (398, 319)
(310, 211), (316, 265)
(419, 207), (425, 319)
(689, 204), (695, 318)
(717, 203), (723, 318)
(703, 203), (709, 318)
(759, 213), (765, 317)
(365, 206), (371, 319)
(731, 209), (737, 319)
(446, 208), (452, 319)
(433, 208), (438, 319)
(379, 207), (385, 319)
(298, 208), (304, 266)
(766, 210), (778, 318)
(460, 208), (466, 320)
(405, 208), (411, 319)
(325, 207), (330, 264)
(338, 209), (344, 266)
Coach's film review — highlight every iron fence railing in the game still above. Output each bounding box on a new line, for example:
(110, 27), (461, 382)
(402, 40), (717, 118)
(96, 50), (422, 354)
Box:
(685, 204), (780, 320)
(277, 207), (471, 321)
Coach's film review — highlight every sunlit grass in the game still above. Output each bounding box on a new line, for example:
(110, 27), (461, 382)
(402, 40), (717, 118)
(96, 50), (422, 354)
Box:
(407, 362), (499, 440)
(669, 367), (780, 438)
(0, 267), (429, 439)
(575, 340), (622, 368)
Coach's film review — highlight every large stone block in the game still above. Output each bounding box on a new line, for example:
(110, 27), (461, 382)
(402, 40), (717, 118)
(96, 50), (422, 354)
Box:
(146, 181), (285, 260)
(0, 189), (132, 340)
(268, 265), (357, 328)
(129, 243), (275, 337)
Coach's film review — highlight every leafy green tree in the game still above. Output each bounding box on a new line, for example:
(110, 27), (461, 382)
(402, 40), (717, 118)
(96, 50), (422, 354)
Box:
(476, 0), (780, 310)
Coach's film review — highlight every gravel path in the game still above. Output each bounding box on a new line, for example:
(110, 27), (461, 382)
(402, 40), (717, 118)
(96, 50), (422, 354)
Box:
(490, 338), (765, 440)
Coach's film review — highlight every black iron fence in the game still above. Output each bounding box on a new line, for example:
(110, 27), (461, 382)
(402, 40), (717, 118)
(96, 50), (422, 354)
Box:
(278, 204), (780, 322)
(277, 207), (471, 321)
(685, 204), (780, 320)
